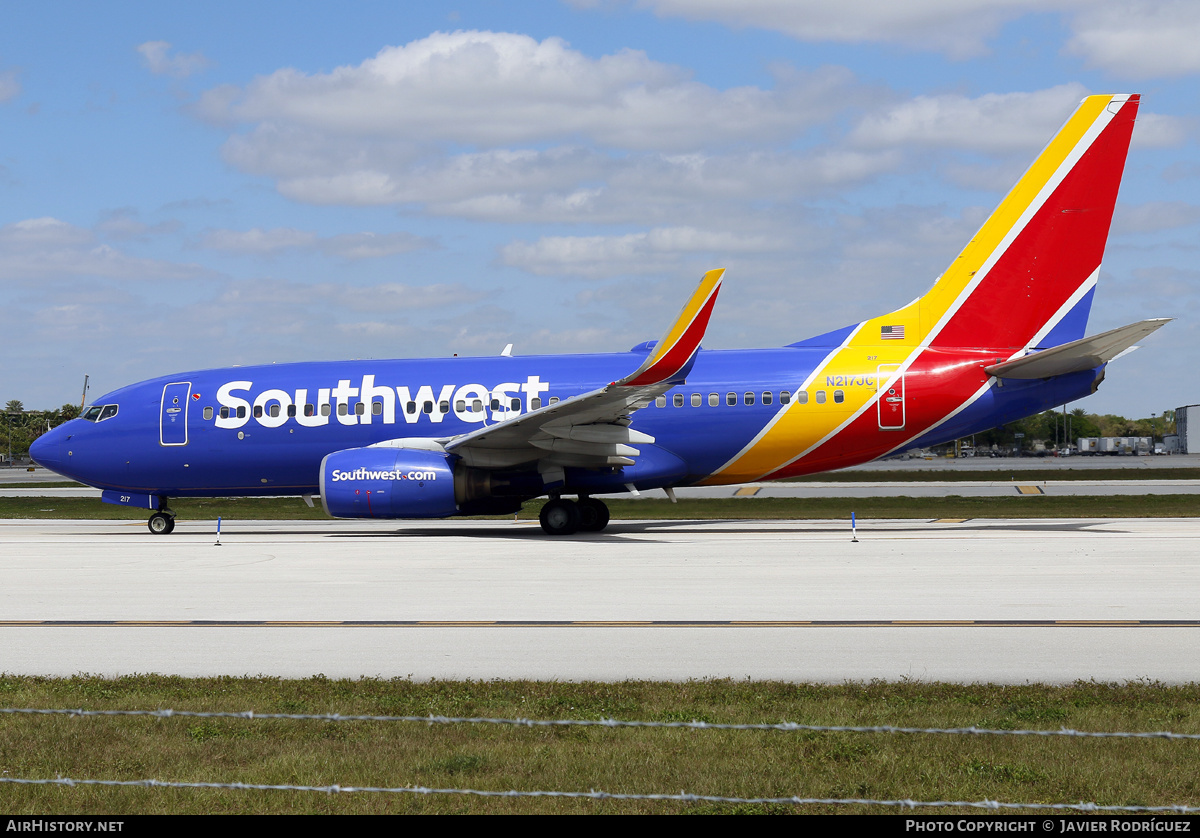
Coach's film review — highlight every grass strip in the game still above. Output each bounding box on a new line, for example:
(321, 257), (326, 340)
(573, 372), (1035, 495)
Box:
(786, 467), (1200, 482)
(2, 495), (1199, 521)
(0, 675), (1197, 814)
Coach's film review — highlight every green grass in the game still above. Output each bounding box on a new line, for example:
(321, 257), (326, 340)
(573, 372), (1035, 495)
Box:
(2, 494), (1198, 521)
(0, 676), (1197, 814)
(786, 467), (1200, 482)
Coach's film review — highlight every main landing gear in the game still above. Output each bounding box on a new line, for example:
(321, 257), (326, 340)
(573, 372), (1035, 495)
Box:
(539, 496), (610, 536)
(147, 507), (176, 535)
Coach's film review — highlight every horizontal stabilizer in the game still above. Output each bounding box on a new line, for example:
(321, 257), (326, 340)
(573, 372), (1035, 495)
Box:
(985, 318), (1170, 379)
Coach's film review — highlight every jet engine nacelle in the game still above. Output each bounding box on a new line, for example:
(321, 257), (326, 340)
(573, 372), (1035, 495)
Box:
(320, 447), (459, 519)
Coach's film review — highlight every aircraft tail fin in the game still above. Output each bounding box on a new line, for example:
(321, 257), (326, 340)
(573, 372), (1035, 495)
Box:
(878, 94), (1140, 353)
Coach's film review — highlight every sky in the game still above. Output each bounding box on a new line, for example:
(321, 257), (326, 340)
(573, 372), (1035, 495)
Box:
(1, 0), (1197, 418)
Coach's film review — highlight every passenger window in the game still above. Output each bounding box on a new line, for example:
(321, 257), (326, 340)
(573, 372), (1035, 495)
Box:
(834, 389), (845, 404)
(549, 397), (560, 405)
(744, 392), (754, 406)
(709, 393), (719, 407)
(796, 391), (809, 405)
(203, 406), (214, 421)
(254, 405), (264, 418)
(287, 404), (297, 417)
(490, 398), (501, 411)
(816, 391), (827, 404)
(237, 406), (247, 419)
(455, 399), (466, 413)
(440, 400), (450, 414)
(655, 396), (666, 408)
(691, 393), (701, 407)
(269, 404), (280, 418)
(337, 403), (348, 416)
(423, 401), (433, 414)
(304, 404), (315, 417)
(780, 391), (791, 405)
(220, 406), (230, 419)
(673, 393), (684, 407)
(727, 392), (736, 406)
(510, 398), (520, 411)
(472, 399), (483, 412)
(372, 402), (382, 415)
(320, 404), (331, 417)
(762, 392), (773, 406)
(531, 398), (542, 410)
(354, 402), (365, 416)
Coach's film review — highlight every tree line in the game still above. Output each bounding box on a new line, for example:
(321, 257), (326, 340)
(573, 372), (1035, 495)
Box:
(969, 408), (1176, 452)
(2, 400), (80, 461)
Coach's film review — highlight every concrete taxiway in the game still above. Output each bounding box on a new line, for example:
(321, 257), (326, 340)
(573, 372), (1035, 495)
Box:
(1, 517), (1197, 683)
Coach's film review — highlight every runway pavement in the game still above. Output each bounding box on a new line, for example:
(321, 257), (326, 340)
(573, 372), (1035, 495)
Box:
(1, 517), (1197, 683)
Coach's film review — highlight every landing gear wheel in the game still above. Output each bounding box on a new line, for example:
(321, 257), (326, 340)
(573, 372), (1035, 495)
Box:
(576, 497), (610, 532)
(147, 512), (175, 535)
(539, 499), (581, 536)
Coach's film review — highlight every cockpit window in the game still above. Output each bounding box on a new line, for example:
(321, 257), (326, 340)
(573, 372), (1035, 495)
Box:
(82, 405), (118, 422)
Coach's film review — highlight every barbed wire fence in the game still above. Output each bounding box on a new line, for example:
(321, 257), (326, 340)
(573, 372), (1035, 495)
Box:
(2, 707), (1199, 812)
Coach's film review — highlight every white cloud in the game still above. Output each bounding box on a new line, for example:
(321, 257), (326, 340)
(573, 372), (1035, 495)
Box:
(0, 69), (20, 103)
(0, 217), (203, 282)
(637, 0), (1087, 59)
(199, 227), (434, 258)
(320, 232), (435, 260)
(199, 30), (855, 150)
(136, 41), (211, 78)
(1111, 201), (1200, 235)
(201, 227), (319, 254)
(217, 278), (484, 311)
(501, 226), (785, 276)
(194, 30), (885, 219)
(848, 84), (1091, 152)
(635, 1), (1200, 79)
(1065, 1), (1200, 79)
(95, 208), (182, 240)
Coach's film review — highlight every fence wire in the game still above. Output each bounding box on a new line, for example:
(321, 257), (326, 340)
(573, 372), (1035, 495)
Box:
(0, 776), (1197, 813)
(3, 706), (1200, 740)
(4, 706), (1198, 812)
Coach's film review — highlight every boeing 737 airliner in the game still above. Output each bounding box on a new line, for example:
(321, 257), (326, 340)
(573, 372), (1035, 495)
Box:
(31, 94), (1167, 535)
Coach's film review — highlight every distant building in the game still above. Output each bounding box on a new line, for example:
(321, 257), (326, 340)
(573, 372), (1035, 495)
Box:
(1177, 405), (1200, 455)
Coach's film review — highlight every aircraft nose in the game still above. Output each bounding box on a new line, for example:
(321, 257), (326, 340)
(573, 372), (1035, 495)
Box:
(29, 426), (65, 473)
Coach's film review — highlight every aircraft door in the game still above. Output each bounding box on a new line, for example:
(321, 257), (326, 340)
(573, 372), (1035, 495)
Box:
(877, 364), (905, 430)
(160, 382), (192, 446)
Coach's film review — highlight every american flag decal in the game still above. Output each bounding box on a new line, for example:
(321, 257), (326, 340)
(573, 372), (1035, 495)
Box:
(881, 325), (905, 340)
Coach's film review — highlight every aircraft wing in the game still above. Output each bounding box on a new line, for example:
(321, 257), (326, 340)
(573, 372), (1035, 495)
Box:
(985, 318), (1171, 380)
(416, 269), (723, 472)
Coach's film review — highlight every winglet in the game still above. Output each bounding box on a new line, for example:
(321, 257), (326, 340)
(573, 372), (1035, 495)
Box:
(616, 268), (724, 387)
